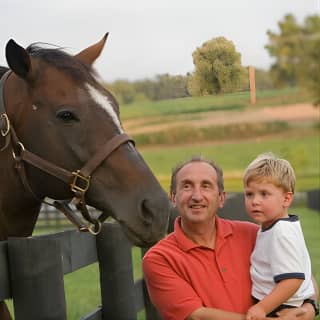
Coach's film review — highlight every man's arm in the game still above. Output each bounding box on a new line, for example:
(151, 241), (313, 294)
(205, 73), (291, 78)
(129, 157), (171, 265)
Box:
(186, 275), (318, 320)
(187, 307), (245, 320)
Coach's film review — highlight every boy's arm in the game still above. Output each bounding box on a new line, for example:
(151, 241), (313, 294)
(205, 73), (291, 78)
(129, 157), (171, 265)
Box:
(249, 278), (303, 317)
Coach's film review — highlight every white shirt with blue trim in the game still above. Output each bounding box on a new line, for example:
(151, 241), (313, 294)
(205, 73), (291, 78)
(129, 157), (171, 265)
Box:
(250, 215), (314, 307)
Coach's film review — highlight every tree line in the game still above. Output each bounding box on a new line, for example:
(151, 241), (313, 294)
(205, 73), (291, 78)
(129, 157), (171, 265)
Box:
(105, 13), (320, 105)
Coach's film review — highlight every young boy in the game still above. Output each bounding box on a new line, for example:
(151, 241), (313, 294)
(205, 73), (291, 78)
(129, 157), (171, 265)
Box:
(243, 153), (315, 319)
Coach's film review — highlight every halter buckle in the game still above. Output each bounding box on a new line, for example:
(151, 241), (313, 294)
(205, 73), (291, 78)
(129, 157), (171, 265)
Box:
(71, 170), (90, 193)
(87, 220), (102, 235)
(0, 113), (10, 137)
(12, 142), (25, 159)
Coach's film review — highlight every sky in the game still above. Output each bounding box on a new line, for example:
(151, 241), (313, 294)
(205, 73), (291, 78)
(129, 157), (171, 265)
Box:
(1, 0), (318, 82)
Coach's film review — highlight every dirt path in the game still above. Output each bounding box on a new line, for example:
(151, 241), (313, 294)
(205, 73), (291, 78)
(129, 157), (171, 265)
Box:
(124, 103), (319, 135)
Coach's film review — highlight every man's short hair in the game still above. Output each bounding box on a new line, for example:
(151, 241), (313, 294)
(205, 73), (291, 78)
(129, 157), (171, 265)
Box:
(170, 155), (224, 195)
(243, 152), (296, 193)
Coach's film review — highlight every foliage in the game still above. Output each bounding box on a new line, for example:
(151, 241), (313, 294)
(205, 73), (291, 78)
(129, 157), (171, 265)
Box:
(188, 37), (247, 95)
(266, 14), (320, 104)
(135, 74), (190, 101)
(105, 73), (190, 105)
(254, 68), (275, 90)
(300, 15), (320, 105)
(107, 79), (148, 105)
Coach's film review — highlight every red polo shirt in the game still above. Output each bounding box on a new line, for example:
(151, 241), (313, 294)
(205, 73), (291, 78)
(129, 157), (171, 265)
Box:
(143, 217), (258, 320)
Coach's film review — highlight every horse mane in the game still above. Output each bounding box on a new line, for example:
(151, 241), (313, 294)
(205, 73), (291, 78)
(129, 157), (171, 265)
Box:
(25, 43), (96, 83)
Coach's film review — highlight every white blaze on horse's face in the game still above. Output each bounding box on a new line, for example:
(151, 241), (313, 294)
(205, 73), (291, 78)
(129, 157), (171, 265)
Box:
(85, 83), (123, 133)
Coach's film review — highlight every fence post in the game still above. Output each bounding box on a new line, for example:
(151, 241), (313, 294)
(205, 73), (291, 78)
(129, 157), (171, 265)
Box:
(141, 247), (163, 320)
(8, 237), (67, 320)
(249, 65), (256, 105)
(96, 222), (137, 320)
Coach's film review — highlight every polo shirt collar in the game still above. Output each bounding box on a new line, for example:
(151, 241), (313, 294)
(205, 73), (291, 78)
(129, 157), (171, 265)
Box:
(173, 216), (233, 252)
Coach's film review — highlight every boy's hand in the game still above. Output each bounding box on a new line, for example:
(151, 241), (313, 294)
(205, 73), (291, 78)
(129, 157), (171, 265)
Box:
(246, 304), (267, 320)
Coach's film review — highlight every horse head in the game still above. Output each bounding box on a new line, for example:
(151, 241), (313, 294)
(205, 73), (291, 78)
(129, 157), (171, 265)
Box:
(0, 34), (170, 246)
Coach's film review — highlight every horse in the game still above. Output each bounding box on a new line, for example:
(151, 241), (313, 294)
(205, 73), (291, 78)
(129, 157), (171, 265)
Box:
(0, 34), (170, 319)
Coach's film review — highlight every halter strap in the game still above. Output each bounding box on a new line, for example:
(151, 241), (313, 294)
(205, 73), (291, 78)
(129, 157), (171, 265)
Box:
(0, 71), (12, 150)
(0, 70), (134, 234)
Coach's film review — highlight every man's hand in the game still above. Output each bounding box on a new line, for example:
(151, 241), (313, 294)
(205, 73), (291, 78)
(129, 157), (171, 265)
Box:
(276, 306), (309, 319)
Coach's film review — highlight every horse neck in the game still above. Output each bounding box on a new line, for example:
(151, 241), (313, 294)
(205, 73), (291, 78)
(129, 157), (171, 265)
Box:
(0, 149), (41, 239)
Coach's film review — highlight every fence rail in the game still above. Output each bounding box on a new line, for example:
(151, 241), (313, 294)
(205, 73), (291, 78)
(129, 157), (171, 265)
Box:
(0, 222), (160, 320)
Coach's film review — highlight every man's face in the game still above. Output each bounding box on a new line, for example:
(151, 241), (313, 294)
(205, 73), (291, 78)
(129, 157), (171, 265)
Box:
(171, 161), (225, 224)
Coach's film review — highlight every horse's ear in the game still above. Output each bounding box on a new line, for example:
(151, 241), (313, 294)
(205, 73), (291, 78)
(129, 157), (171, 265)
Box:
(5, 39), (32, 79)
(75, 33), (109, 65)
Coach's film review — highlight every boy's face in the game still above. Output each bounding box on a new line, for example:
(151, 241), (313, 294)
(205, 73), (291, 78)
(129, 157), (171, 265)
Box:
(244, 178), (293, 228)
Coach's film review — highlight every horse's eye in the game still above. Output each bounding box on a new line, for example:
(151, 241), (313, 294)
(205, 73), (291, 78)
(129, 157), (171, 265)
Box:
(56, 110), (78, 122)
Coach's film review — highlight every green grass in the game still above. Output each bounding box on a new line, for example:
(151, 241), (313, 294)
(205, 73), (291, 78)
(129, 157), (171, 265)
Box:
(140, 131), (320, 192)
(133, 121), (289, 146)
(120, 87), (311, 120)
(291, 208), (320, 286)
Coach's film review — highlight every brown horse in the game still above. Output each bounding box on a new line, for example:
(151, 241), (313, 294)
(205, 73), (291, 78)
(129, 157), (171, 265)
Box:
(0, 34), (169, 319)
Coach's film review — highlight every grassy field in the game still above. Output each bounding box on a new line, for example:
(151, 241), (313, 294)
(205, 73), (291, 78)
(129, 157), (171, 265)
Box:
(140, 131), (320, 192)
(120, 87), (311, 120)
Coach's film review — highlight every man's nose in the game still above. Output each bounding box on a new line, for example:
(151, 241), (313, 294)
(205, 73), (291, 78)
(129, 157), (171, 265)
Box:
(191, 187), (203, 201)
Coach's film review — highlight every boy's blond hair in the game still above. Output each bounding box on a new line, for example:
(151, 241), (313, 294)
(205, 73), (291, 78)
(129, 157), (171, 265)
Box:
(243, 153), (296, 193)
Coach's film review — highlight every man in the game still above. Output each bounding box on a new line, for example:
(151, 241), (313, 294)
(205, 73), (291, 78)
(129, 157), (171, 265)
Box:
(142, 156), (318, 320)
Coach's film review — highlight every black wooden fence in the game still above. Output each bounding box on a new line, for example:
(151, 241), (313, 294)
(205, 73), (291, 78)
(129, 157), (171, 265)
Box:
(0, 222), (161, 320)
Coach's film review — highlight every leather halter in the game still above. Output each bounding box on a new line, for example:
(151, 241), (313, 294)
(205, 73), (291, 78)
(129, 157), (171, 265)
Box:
(0, 70), (134, 234)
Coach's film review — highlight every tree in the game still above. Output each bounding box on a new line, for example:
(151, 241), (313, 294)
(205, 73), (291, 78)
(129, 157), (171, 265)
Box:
(265, 14), (304, 87)
(134, 74), (189, 101)
(188, 37), (247, 96)
(299, 15), (320, 104)
(266, 14), (320, 104)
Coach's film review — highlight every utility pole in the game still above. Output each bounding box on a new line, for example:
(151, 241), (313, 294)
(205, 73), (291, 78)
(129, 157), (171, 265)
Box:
(249, 66), (256, 105)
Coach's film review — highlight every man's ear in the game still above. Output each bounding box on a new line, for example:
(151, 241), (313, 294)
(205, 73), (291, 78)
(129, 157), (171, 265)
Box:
(283, 192), (294, 208)
(218, 191), (226, 208)
(170, 191), (176, 207)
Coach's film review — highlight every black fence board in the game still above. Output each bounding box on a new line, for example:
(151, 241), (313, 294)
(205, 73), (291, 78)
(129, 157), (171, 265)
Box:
(34, 229), (98, 274)
(0, 222), (161, 319)
(0, 241), (10, 300)
(134, 279), (144, 313)
(307, 189), (320, 211)
(97, 222), (137, 320)
(8, 237), (67, 320)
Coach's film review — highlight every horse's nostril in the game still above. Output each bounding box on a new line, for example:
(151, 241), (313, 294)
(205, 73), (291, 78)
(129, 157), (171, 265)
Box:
(140, 199), (154, 226)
